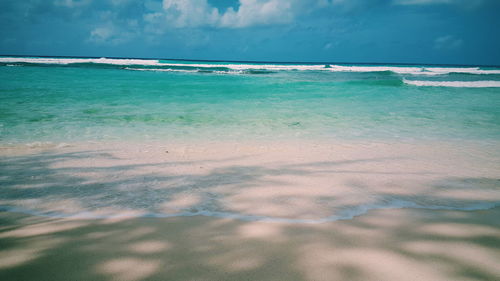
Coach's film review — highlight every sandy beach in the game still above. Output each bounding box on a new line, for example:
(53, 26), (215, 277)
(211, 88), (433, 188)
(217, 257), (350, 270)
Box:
(2, 1), (500, 279)
(1, 140), (499, 220)
(0, 141), (500, 219)
(1, 207), (499, 281)
(0, 0), (500, 276)
(1, 141), (499, 280)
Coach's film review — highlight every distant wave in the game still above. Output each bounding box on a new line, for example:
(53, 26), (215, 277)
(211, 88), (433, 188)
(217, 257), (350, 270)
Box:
(403, 79), (500, 88)
(124, 67), (200, 73)
(326, 65), (500, 75)
(124, 67), (275, 75)
(0, 57), (159, 66)
(2, 57), (500, 75)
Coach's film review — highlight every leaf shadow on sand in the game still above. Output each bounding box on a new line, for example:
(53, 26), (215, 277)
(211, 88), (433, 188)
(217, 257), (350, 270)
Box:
(0, 148), (499, 280)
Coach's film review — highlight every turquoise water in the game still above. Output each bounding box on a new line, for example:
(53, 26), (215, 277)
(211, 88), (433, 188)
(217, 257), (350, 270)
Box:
(1, 57), (500, 221)
(1, 56), (500, 143)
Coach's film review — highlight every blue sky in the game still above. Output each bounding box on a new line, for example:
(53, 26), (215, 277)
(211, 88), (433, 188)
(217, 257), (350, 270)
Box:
(1, 0), (499, 65)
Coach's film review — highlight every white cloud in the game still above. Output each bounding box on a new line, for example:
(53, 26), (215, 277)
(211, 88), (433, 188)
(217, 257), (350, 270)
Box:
(89, 26), (114, 43)
(219, 0), (295, 28)
(54, 0), (92, 8)
(162, 0), (220, 27)
(434, 35), (463, 50)
(110, 0), (134, 5)
(149, 0), (308, 29)
(393, 0), (484, 5)
(393, 0), (452, 4)
(88, 16), (139, 45)
(393, 0), (485, 9)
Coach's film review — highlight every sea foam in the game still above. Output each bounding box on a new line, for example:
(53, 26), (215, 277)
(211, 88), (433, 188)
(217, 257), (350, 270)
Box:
(0, 200), (498, 223)
(0, 57), (160, 66)
(2, 57), (500, 75)
(403, 79), (500, 87)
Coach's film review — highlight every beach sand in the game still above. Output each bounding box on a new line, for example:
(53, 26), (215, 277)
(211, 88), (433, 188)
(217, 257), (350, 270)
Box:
(1, 140), (499, 220)
(1, 140), (499, 280)
(0, 208), (499, 281)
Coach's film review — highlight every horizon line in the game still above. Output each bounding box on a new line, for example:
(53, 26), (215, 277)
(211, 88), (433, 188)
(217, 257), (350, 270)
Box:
(1, 53), (500, 68)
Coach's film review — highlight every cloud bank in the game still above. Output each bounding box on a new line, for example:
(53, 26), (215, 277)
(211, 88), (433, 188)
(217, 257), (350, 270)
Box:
(1, 0), (498, 65)
(148, 0), (309, 28)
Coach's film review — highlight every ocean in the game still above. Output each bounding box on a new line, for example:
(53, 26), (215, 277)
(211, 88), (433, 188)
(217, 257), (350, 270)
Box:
(0, 56), (499, 223)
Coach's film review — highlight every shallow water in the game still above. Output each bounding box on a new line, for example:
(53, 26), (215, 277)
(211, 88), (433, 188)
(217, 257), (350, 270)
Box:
(0, 57), (499, 222)
(1, 56), (500, 143)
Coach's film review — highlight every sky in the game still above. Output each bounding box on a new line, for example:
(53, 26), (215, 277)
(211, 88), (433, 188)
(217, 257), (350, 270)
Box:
(0, 0), (499, 65)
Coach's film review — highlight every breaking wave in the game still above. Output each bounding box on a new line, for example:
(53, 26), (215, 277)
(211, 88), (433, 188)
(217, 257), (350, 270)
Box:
(2, 57), (500, 76)
(403, 79), (500, 88)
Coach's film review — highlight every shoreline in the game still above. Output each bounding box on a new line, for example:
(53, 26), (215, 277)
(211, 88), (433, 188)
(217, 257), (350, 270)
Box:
(1, 139), (499, 280)
(1, 139), (499, 222)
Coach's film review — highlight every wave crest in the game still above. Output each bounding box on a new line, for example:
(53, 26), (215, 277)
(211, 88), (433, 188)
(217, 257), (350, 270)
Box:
(2, 57), (500, 76)
(403, 79), (500, 88)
